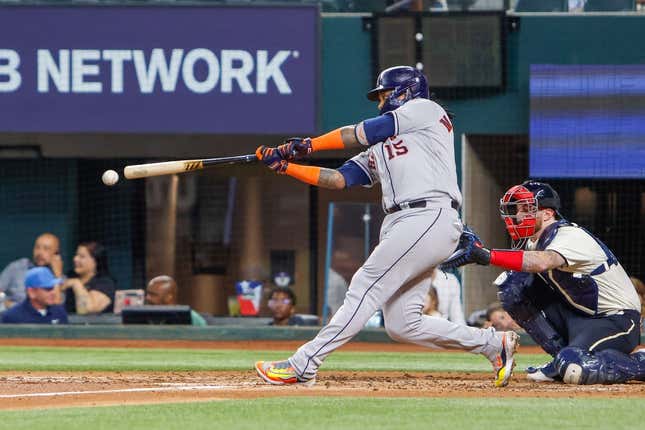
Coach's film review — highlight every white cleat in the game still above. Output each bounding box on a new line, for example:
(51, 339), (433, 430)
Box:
(526, 368), (556, 382)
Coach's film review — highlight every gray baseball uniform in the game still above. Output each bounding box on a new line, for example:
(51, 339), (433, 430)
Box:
(289, 98), (502, 381)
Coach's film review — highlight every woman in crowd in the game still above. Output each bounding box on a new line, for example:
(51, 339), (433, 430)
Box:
(63, 241), (116, 314)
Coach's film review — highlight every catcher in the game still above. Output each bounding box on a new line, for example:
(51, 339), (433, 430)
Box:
(443, 180), (645, 384)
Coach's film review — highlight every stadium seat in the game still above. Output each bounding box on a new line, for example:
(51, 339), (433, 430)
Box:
(514, 0), (568, 11)
(583, 0), (635, 11)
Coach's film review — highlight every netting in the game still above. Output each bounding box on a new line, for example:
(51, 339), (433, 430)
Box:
(1, 5), (643, 320)
(321, 202), (385, 324)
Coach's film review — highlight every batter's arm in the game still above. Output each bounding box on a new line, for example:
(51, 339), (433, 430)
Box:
(318, 169), (346, 189)
(282, 115), (394, 156)
(285, 157), (373, 189)
(256, 146), (371, 190)
(337, 114), (396, 149)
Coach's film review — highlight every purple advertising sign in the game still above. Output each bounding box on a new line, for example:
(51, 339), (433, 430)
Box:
(0, 5), (318, 134)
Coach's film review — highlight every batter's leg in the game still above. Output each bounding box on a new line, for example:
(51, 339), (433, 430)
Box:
(382, 274), (518, 387)
(287, 207), (460, 381)
(382, 277), (501, 356)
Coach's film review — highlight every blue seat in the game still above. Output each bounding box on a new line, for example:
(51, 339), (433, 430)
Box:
(515, 0), (567, 11)
(583, 0), (635, 11)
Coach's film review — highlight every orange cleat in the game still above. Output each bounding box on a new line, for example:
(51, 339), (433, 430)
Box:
(255, 360), (315, 386)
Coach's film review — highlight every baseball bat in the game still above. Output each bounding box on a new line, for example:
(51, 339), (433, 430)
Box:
(123, 154), (258, 179)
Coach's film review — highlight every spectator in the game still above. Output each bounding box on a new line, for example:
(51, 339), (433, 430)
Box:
(0, 233), (62, 309)
(430, 268), (466, 325)
(268, 286), (308, 326)
(1, 267), (67, 324)
(325, 268), (348, 319)
(145, 275), (207, 326)
(422, 286), (443, 318)
(466, 308), (488, 328)
(62, 241), (116, 314)
(483, 302), (521, 332)
(325, 249), (358, 319)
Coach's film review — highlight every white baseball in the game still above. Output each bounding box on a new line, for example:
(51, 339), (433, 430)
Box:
(102, 169), (119, 186)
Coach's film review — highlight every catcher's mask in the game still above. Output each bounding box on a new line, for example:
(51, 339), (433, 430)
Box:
(499, 181), (561, 248)
(366, 66), (429, 114)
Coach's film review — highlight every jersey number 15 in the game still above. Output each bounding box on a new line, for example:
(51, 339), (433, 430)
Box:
(384, 140), (408, 160)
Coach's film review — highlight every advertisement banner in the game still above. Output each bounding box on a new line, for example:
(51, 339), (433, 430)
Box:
(530, 64), (645, 178)
(0, 5), (318, 134)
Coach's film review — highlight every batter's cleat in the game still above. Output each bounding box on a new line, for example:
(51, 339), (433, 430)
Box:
(526, 360), (559, 382)
(491, 331), (519, 387)
(255, 360), (315, 386)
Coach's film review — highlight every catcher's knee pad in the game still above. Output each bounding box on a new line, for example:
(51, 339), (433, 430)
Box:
(555, 347), (642, 385)
(496, 271), (565, 356)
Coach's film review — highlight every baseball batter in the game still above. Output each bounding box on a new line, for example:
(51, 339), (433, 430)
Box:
(442, 181), (645, 384)
(254, 66), (518, 387)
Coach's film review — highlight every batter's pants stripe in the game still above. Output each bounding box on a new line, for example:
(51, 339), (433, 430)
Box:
(588, 319), (637, 352)
(298, 208), (443, 379)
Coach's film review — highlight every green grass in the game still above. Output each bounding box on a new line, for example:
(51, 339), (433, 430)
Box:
(1, 346), (643, 429)
(1, 397), (644, 430)
(0, 345), (551, 372)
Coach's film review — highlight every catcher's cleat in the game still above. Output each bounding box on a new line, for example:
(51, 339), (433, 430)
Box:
(527, 368), (556, 382)
(526, 360), (559, 382)
(255, 360), (315, 386)
(491, 331), (519, 387)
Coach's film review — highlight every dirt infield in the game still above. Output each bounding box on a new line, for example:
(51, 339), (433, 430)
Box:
(0, 339), (643, 410)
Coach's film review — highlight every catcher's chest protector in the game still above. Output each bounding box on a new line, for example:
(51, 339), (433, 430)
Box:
(533, 220), (619, 316)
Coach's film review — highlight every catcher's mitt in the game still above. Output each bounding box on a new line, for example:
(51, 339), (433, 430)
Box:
(440, 226), (491, 269)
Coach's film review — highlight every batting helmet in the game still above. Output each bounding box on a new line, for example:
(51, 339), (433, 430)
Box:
(367, 66), (429, 114)
(499, 180), (561, 243)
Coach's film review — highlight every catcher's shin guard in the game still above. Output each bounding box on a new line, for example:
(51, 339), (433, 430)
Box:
(554, 347), (645, 385)
(497, 272), (566, 357)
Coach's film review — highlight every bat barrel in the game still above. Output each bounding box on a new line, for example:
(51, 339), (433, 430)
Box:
(123, 154), (257, 180)
(124, 160), (203, 179)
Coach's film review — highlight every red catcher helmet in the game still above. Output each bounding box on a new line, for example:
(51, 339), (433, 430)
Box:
(499, 181), (562, 247)
(499, 185), (539, 243)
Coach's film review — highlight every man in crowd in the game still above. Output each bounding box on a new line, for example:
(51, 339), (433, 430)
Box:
(483, 302), (521, 332)
(1, 267), (67, 324)
(145, 275), (206, 326)
(0, 233), (62, 309)
(429, 268), (466, 325)
(267, 286), (309, 326)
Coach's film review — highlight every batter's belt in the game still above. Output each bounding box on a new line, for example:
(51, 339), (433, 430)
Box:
(385, 199), (459, 214)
